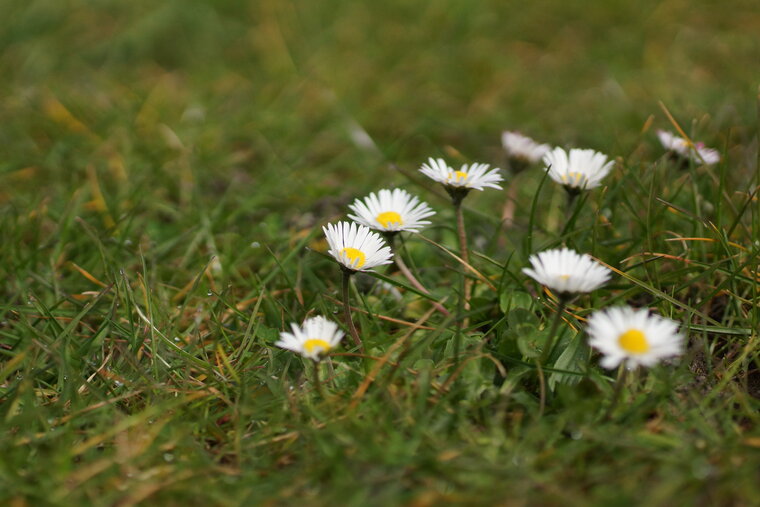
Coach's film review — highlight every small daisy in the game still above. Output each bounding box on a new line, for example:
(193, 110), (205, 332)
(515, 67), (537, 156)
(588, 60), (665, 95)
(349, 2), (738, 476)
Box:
(323, 221), (393, 272)
(348, 188), (435, 233)
(275, 316), (344, 361)
(657, 130), (720, 166)
(502, 131), (551, 164)
(523, 247), (611, 295)
(542, 147), (614, 191)
(586, 306), (684, 369)
(419, 157), (503, 191)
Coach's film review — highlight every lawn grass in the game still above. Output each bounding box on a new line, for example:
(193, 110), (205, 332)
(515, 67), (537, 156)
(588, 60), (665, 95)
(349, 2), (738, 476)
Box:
(1, 0), (759, 505)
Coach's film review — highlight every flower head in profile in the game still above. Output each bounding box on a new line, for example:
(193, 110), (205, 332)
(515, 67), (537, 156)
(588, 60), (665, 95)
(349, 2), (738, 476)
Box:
(348, 188), (435, 234)
(523, 247), (611, 295)
(587, 306), (684, 369)
(275, 316), (344, 361)
(657, 130), (720, 166)
(420, 157), (503, 192)
(323, 221), (393, 272)
(502, 131), (551, 165)
(543, 147), (614, 192)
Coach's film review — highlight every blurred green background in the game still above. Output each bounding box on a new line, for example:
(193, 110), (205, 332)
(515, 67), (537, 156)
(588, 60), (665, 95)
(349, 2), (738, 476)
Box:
(2, 0), (758, 212)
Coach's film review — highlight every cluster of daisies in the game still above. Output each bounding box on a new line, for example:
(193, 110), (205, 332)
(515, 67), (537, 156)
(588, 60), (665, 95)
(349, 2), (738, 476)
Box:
(521, 248), (683, 369)
(277, 128), (720, 374)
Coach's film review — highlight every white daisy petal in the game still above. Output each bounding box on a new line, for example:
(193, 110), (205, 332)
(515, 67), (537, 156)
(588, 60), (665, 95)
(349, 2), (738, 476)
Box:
(323, 221), (393, 272)
(502, 131), (551, 164)
(656, 130), (720, 166)
(522, 247), (611, 294)
(586, 306), (684, 370)
(419, 157), (503, 191)
(657, 130), (681, 152)
(347, 188), (435, 233)
(599, 354), (623, 369)
(542, 147), (614, 190)
(275, 316), (345, 361)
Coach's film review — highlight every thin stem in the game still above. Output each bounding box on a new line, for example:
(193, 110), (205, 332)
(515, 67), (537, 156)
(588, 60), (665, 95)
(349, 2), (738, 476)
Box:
(566, 189), (579, 214)
(604, 364), (628, 420)
(341, 270), (363, 352)
(394, 252), (450, 317)
(453, 254), (465, 369)
(561, 189), (584, 245)
(500, 184), (519, 231)
(455, 202), (472, 315)
(536, 358), (547, 419)
(325, 357), (336, 388)
(312, 360), (325, 398)
(452, 202), (470, 369)
(539, 298), (567, 364)
(387, 233), (448, 316)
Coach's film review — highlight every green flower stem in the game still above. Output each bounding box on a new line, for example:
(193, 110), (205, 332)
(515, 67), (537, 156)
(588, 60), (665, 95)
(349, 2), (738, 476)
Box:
(536, 358), (547, 418)
(560, 188), (584, 244)
(604, 364), (628, 420)
(539, 298), (568, 364)
(341, 269), (363, 352)
(312, 359), (325, 398)
(565, 188), (579, 214)
(452, 201), (472, 371)
(453, 253), (465, 370)
(537, 297), (568, 417)
(325, 357), (337, 388)
(443, 188), (471, 372)
(455, 202), (472, 317)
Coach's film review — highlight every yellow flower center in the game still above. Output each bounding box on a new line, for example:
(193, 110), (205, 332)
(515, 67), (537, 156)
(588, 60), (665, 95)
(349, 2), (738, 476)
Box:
(618, 329), (650, 354)
(447, 170), (468, 183)
(376, 211), (403, 228)
(560, 171), (588, 187)
(559, 274), (571, 280)
(340, 247), (366, 268)
(303, 338), (331, 355)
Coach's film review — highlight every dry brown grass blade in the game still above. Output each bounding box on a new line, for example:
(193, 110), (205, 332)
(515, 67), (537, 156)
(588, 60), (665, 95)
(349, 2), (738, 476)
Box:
(663, 236), (747, 251)
(68, 261), (109, 288)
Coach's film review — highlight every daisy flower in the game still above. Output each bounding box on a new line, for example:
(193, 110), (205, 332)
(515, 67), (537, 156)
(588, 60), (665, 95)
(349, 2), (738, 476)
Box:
(418, 156), (501, 323)
(419, 157), (503, 192)
(523, 247), (611, 295)
(323, 221), (393, 272)
(586, 306), (684, 369)
(657, 130), (720, 166)
(542, 147), (614, 191)
(347, 188), (435, 233)
(502, 131), (551, 165)
(275, 316), (344, 361)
